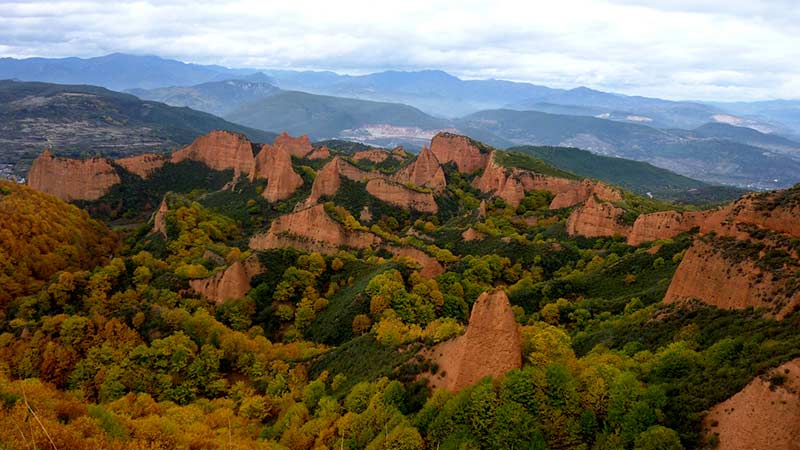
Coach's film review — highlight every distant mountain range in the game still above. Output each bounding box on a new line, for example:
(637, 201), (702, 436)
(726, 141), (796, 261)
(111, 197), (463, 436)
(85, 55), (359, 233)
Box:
(129, 79), (281, 116)
(3, 53), (800, 189)
(2, 53), (797, 135)
(0, 53), (262, 90)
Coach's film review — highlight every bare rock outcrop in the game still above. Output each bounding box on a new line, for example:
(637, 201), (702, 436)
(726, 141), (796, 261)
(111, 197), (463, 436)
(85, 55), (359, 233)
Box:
(703, 358), (800, 450)
(304, 156), (378, 205)
(152, 198), (169, 236)
(662, 187), (800, 318)
(366, 178), (438, 214)
(566, 194), (631, 238)
(627, 210), (709, 246)
(429, 132), (490, 174)
(472, 152), (526, 207)
(306, 146), (331, 160)
(424, 290), (522, 391)
(386, 246), (445, 278)
(461, 227), (485, 241)
(252, 144), (304, 202)
(116, 153), (167, 179)
(393, 145), (447, 191)
(249, 204), (380, 253)
(189, 257), (263, 304)
(273, 131), (313, 158)
(171, 130), (255, 176)
(664, 237), (800, 318)
(28, 150), (121, 201)
(353, 149), (391, 163)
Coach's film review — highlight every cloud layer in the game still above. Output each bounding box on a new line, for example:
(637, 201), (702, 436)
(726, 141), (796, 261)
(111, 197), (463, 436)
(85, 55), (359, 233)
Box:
(1, 0), (798, 100)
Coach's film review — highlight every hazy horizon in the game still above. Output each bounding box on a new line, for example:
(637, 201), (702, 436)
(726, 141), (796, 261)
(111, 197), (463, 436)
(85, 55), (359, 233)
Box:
(2, 0), (799, 103)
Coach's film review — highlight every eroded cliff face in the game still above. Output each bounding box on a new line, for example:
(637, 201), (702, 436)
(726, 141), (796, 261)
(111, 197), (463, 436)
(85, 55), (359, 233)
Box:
(424, 290), (522, 391)
(273, 131), (313, 158)
(627, 210), (709, 246)
(116, 153), (167, 179)
(565, 191), (630, 238)
(665, 235), (800, 318)
(306, 146), (331, 160)
(171, 130), (256, 176)
(353, 149), (391, 163)
(386, 245), (445, 278)
(472, 153), (526, 207)
(662, 188), (800, 318)
(393, 146), (447, 191)
(152, 198), (169, 236)
(189, 257), (263, 304)
(703, 358), (800, 450)
(252, 144), (304, 202)
(429, 132), (490, 174)
(28, 150), (121, 201)
(366, 178), (438, 214)
(249, 204), (380, 253)
(304, 156), (378, 205)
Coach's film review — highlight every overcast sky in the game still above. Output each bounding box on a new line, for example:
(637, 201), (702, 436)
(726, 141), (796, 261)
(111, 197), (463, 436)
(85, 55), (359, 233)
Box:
(2, 0), (799, 101)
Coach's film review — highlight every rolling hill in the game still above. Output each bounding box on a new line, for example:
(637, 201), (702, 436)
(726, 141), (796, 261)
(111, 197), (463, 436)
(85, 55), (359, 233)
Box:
(510, 145), (746, 203)
(128, 78), (282, 116)
(223, 90), (452, 147)
(0, 53), (260, 90)
(0, 80), (277, 178)
(458, 109), (800, 189)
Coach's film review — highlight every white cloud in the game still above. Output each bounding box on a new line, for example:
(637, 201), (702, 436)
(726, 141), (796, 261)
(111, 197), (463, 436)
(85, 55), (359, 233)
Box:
(0, 0), (798, 100)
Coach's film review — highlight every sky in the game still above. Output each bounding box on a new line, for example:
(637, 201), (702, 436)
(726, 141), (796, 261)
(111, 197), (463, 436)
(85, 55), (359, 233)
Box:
(1, 0), (799, 101)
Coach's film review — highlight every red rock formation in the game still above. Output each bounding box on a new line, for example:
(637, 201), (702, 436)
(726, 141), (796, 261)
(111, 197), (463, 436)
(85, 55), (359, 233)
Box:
(424, 290), (522, 391)
(189, 257), (263, 304)
(306, 146), (331, 160)
(393, 146), (447, 191)
(627, 210), (709, 246)
(472, 152), (526, 206)
(664, 238), (800, 318)
(152, 198), (169, 236)
(366, 179), (438, 213)
(116, 153), (167, 179)
(306, 155), (439, 212)
(28, 150), (121, 201)
(386, 246), (445, 278)
(461, 228), (485, 241)
(249, 204), (380, 253)
(273, 131), (313, 158)
(429, 132), (490, 174)
(703, 358), (800, 450)
(353, 149), (391, 163)
(304, 156), (382, 206)
(252, 144), (304, 202)
(565, 194), (631, 238)
(171, 130), (255, 176)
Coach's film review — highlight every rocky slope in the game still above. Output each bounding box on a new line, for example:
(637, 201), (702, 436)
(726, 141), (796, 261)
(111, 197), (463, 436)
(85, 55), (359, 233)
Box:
(663, 200), (800, 318)
(272, 131), (313, 158)
(365, 179), (438, 214)
(429, 132), (491, 174)
(249, 204), (380, 254)
(703, 358), (800, 450)
(252, 143), (304, 202)
(189, 257), (263, 304)
(170, 130), (256, 177)
(27, 150), (121, 201)
(423, 290), (522, 391)
(392, 145), (446, 191)
(116, 153), (167, 179)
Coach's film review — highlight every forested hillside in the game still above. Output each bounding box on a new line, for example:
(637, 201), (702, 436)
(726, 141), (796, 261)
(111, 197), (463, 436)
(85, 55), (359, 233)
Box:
(2, 131), (799, 450)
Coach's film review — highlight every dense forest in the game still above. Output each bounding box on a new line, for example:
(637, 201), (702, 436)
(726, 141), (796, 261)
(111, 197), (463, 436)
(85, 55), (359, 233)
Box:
(1, 130), (799, 450)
